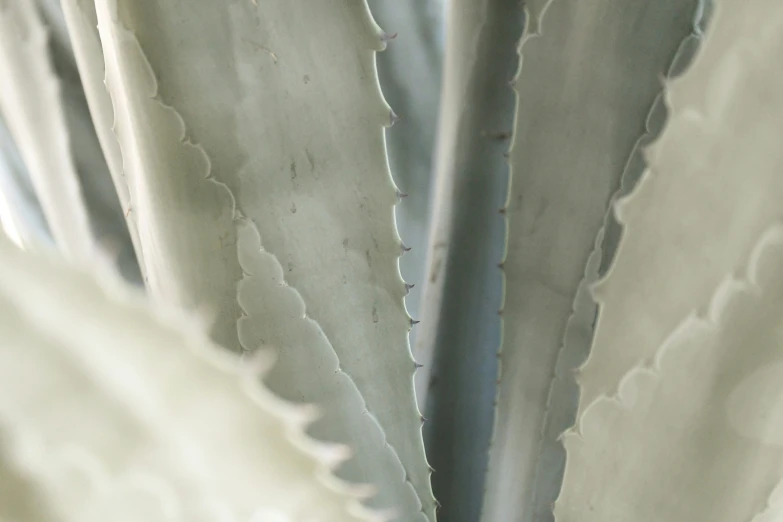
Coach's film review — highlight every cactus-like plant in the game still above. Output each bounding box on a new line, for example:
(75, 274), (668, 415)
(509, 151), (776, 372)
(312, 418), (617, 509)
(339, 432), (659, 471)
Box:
(1, 0), (782, 520)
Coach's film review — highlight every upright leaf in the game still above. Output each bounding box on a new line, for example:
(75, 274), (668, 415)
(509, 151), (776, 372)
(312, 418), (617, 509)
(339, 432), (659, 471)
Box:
(558, 0), (783, 517)
(37, 0), (141, 282)
(558, 225), (783, 521)
(414, 0), (523, 519)
(577, 0), (783, 420)
(82, 0), (433, 517)
(59, 0), (146, 278)
(0, 0), (95, 261)
(0, 117), (52, 249)
(507, 23), (709, 522)
(368, 0), (444, 404)
(484, 0), (701, 520)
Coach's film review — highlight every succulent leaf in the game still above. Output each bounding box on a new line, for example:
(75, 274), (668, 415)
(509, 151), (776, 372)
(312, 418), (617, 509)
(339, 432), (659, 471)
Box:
(484, 0), (702, 520)
(0, 233), (382, 522)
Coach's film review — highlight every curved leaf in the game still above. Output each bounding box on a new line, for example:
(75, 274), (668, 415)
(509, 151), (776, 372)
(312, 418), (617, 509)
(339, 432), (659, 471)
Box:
(0, 233), (381, 522)
(558, 225), (783, 521)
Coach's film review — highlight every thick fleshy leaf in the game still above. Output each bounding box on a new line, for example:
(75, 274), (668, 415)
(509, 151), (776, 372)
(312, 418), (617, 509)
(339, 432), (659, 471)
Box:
(0, 233), (381, 522)
(95, 0), (245, 354)
(0, 0), (94, 262)
(558, 0), (783, 517)
(483, 1), (701, 520)
(414, 1), (523, 519)
(36, 0), (141, 282)
(557, 224), (783, 521)
(0, 117), (52, 249)
(59, 0), (147, 280)
(367, 0), (444, 405)
(506, 22), (709, 522)
(577, 0), (783, 420)
(80, 0), (433, 518)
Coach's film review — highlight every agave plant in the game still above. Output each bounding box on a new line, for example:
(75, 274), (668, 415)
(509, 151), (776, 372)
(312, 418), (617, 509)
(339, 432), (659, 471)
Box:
(1, 0), (782, 520)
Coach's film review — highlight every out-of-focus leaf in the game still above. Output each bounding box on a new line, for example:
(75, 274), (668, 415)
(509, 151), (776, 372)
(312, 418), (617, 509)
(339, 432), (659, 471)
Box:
(558, 225), (783, 521)
(0, 0), (95, 262)
(37, 0), (141, 283)
(0, 232), (382, 522)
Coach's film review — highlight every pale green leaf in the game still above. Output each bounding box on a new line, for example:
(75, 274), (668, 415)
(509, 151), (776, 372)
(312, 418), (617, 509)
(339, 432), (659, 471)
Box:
(484, 0), (701, 520)
(558, 0), (783, 517)
(84, 0), (432, 518)
(59, 0), (147, 279)
(0, 233), (382, 522)
(0, 117), (52, 249)
(557, 224), (783, 521)
(0, 0), (94, 261)
(577, 0), (783, 420)
(413, 1), (522, 518)
(36, 0), (141, 282)
(519, 23), (709, 522)
(368, 0), (444, 401)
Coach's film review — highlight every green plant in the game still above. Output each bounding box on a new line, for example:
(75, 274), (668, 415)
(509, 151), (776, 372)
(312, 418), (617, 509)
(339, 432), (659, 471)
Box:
(1, 0), (782, 520)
